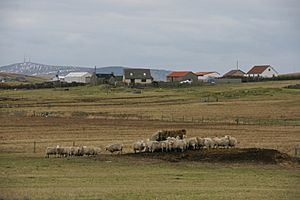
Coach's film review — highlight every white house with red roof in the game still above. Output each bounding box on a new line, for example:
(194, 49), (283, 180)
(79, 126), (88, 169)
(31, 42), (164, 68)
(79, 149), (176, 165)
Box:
(166, 71), (198, 83)
(247, 65), (278, 78)
(195, 72), (221, 82)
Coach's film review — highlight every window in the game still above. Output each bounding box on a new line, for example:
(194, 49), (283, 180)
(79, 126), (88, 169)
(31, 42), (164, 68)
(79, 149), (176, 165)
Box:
(141, 79), (146, 82)
(130, 73), (133, 76)
(143, 73), (146, 76)
(268, 68), (271, 71)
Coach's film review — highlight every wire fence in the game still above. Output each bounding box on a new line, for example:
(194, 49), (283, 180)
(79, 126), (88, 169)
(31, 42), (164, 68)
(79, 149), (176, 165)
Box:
(1, 109), (299, 126)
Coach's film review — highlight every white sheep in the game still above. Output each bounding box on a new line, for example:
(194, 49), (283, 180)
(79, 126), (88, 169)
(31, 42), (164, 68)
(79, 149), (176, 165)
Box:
(159, 140), (169, 152)
(187, 137), (198, 150)
(173, 139), (186, 152)
(196, 137), (205, 149)
(226, 135), (238, 148)
(203, 138), (214, 148)
(132, 140), (145, 153)
(105, 143), (123, 154)
(212, 136), (229, 148)
(150, 141), (161, 152)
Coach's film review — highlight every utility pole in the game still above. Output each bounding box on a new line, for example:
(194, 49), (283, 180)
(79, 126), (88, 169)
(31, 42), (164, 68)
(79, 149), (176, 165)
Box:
(236, 60), (239, 70)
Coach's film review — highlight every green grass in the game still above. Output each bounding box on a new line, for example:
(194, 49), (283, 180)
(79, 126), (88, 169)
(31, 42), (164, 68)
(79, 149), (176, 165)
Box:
(0, 153), (299, 200)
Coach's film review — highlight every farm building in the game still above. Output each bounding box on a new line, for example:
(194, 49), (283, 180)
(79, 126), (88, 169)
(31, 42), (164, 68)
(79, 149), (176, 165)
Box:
(64, 72), (92, 83)
(223, 69), (246, 78)
(195, 72), (221, 82)
(247, 65), (278, 78)
(123, 68), (153, 84)
(90, 72), (116, 85)
(166, 71), (198, 83)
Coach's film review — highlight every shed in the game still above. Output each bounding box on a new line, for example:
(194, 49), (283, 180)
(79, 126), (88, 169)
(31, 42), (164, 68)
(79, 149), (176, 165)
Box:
(64, 72), (91, 83)
(195, 72), (220, 82)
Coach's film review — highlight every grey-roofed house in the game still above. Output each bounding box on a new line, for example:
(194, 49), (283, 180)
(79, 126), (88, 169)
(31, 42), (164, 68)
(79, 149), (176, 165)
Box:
(123, 68), (153, 84)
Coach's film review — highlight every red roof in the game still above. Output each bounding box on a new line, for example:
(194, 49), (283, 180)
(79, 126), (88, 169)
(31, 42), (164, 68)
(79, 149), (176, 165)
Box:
(167, 71), (191, 77)
(195, 72), (215, 76)
(247, 65), (270, 74)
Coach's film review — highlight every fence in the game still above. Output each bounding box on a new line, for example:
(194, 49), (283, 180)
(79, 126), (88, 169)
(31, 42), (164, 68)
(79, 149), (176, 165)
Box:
(1, 109), (299, 126)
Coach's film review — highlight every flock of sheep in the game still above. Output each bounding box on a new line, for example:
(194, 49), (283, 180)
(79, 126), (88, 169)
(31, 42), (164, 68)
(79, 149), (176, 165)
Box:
(45, 129), (238, 157)
(45, 144), (123, 157)
(133, 134), (237, 153)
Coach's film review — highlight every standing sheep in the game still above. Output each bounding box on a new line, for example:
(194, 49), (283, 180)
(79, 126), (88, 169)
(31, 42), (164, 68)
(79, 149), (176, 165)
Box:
(45, 147), (57, 158)
(203, 138), (214, 148)
(132, 140), (145, 153)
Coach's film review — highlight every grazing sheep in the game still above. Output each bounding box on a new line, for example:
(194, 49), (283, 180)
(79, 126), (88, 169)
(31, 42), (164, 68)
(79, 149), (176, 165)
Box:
(196, 137), (205, 149)
(212, 136), (229, 148)
(70, 146), (81, 156)
(82, 146), (102, 156)
(132, 140), (145, 153)
(173, 139), (186, 152)
(144, 139), (152, 152)
(150, 141), (161, 152)
(203, 138), (214, 148)
(45, 147), (57, 158)
(226, 135), (238, 148)
(187, 137), (198, 150)
(105, 143), (123, 154)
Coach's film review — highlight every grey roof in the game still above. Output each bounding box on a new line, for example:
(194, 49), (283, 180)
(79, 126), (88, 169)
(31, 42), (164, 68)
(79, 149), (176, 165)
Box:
(123, 68), (152, 79)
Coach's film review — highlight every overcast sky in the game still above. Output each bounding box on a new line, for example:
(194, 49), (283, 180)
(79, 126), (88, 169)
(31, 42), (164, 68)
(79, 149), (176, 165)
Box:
(0, 0), (299, 73)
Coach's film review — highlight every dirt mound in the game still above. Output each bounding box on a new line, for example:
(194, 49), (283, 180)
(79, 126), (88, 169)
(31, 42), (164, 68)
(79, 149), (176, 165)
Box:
(127, 148), (293, 164)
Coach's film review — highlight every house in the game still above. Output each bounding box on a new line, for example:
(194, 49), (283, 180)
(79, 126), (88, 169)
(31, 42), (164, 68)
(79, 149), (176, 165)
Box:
(64, 72), (92, 83)
(166, 71), (198, 83)
(123, 68), (153, 84)
(247, 65), (278, 78)
(195, 72), (220, 82)
(223, 69), (246, 78)
(90, 72), (116, 85)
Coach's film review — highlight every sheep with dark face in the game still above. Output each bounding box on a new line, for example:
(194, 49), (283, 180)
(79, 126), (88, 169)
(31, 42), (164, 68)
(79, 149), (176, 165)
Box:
(105, 144), (123, 154)
(45, 146), (57, 158)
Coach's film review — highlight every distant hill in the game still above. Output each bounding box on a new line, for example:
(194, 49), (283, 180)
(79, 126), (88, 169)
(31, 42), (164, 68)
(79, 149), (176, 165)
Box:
(0, 62), (92, 77)
(0, 62), (171, 81)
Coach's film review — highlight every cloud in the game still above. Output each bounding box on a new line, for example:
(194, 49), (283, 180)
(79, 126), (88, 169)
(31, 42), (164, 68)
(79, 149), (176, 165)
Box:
(0, 0), (299, 73)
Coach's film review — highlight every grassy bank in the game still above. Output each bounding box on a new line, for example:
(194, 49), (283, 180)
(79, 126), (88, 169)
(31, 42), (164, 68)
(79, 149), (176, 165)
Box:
(0, 153), (299, 200)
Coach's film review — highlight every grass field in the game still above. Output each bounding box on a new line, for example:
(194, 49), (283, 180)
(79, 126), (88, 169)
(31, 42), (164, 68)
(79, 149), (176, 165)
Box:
(0, 80), (300, 199)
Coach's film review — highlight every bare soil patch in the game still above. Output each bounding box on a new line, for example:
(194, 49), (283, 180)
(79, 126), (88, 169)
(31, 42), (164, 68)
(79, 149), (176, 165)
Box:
(125, 148), (299, 165)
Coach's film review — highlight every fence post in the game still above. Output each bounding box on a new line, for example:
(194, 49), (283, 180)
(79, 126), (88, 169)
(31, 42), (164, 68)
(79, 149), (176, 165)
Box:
(33, 141), (36, 153)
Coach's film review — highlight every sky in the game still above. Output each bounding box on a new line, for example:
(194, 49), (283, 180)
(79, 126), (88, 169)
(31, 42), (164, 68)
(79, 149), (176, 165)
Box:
(0, 0), (299, 74)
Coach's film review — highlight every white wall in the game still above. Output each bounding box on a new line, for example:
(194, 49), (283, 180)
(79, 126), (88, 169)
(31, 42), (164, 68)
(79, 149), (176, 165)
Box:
(124, 78), (152, 84)
(65, 74), (91, 83)
(261, 67), (278, 77)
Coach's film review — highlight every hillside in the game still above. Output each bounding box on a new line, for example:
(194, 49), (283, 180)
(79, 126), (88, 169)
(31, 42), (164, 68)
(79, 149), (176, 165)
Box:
(0, 72), (48, 85)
